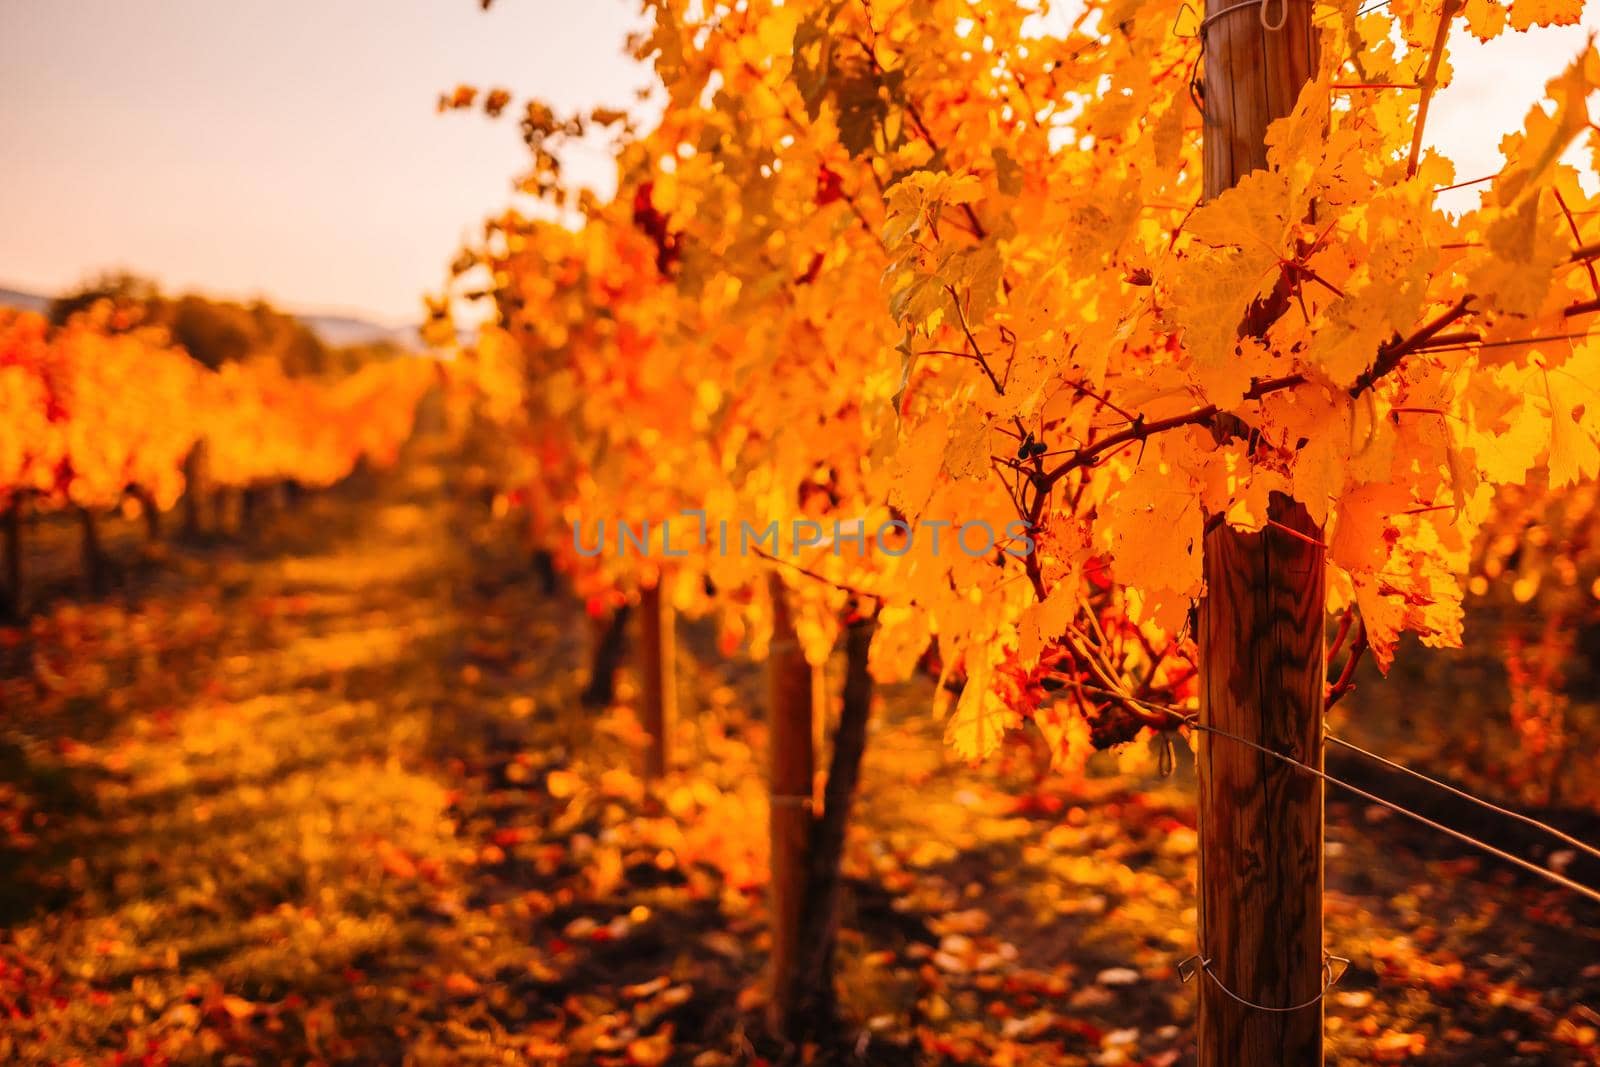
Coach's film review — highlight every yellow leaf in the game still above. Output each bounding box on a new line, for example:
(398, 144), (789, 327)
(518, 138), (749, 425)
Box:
(755, 8), (798, 55)
(1462, 0), (1509, 38)
(1199, 444), (1287, 532)
(627, 1029), (675, 1067)
(1544, 366), (1600, 487)
(444, 972), (481, 996)
(1508, 0), (1583, 30)
(1329, 482), (1408, 577)
(545, 769), (582, 798)
(889, 411), (949, 518)
(1167, 172), (1299, 383)
(942, 411), (990, 481)
(220, 995), (256, 1019)
(1015, 582), (1077, 669)
(868, 604), (932, 682)
(1495, 47), (1600, 206)
(944, 174), (985, 205)
(1100, 463), (1202, 601)
(944, 646), (1017, 761)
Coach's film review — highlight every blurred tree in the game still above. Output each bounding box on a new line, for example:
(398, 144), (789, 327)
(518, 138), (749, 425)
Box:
(47, 270), (159, 326)
(166, 296), (329, 374)
(48, 273), (380, 377)
(326, 338), (408, 376)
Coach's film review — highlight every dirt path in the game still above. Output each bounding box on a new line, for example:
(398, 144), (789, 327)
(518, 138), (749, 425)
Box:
(0, 441), (1596, 1065)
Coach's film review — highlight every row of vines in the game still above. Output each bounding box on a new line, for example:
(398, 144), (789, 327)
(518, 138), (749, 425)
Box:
(0, 307), (435, 612)
(441, 0), (1600, 1060)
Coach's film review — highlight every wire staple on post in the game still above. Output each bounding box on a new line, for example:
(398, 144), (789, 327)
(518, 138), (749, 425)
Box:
(1178, 952), (1350, 1013)
(1197, 0), (1297, 38)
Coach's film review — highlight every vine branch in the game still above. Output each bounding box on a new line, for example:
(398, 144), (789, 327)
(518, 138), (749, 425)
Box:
(1405, 0), (1463, 178)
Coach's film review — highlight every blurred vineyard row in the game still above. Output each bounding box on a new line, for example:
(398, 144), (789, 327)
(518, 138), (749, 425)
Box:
(0, 304), (434, 612)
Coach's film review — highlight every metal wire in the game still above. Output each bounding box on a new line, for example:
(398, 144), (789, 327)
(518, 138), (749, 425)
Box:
(1182, 0), (1401, 119)
(1197, 0), (1299, 36)
(1165, 710), (1600, 907)
(1173, 2), (1201, 39)
(1151, 701), (1600, 1012)
(1179, 952), (1351, 1012)
(1342, 0), (1395, 18)
(1405, 328), (1598, 355)
(1181, 0), (1388, 37)
(1327, 734), (1600, 864)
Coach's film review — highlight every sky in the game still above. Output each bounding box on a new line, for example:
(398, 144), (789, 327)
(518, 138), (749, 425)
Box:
(0, 1), (652, 325)
(1, 1), (1597, 326)
(1427, 2), (1600, 211)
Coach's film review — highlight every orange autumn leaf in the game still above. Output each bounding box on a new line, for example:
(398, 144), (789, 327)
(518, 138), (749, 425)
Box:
(625, 1027), (674, 1067)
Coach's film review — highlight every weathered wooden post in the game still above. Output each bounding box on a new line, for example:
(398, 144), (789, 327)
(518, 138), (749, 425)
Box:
(637, 578), (677, 779)
(765, 571), (814, 1036)
(78, 506), (106, 596)
(130, 486), (161, 542)
(1, 498), (22, 618)
(1195, 1), (1325, 1064)
(581, 605), (632, 707)
(792, 613), (877, 1034)
(183, 440), (209, 539)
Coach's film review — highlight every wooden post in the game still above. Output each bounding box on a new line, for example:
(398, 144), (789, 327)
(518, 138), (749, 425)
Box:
(241, 485), (263, 527)
(581, 604), (632, 707)
(811, 660), (829, 774)
(1, 499), (21, 618)
(1197, 500), (1326, 1063)
(765, 572), (814, 1037)
(183, 440), (208, 539)
(1196, 2), (1324, 1065)
(212, 486), (231, 537)
(131, 486), (161, 542)
(637, 579), (676, 779)
(78, 506), (105, 597)
(532, 548), (559, 595)
(219, 487), (247, 536)
(793, 614), (876, 1034)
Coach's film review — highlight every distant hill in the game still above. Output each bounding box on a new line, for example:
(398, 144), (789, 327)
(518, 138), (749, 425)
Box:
(296, 313), (423, 350)
(0, 285), (421, 350)
(0, 287), (50, 316)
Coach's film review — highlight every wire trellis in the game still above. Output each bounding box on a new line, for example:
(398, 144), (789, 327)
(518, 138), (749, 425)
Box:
(1157, 706), (1600, 907)
(1138, 696), (1600, 1013)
